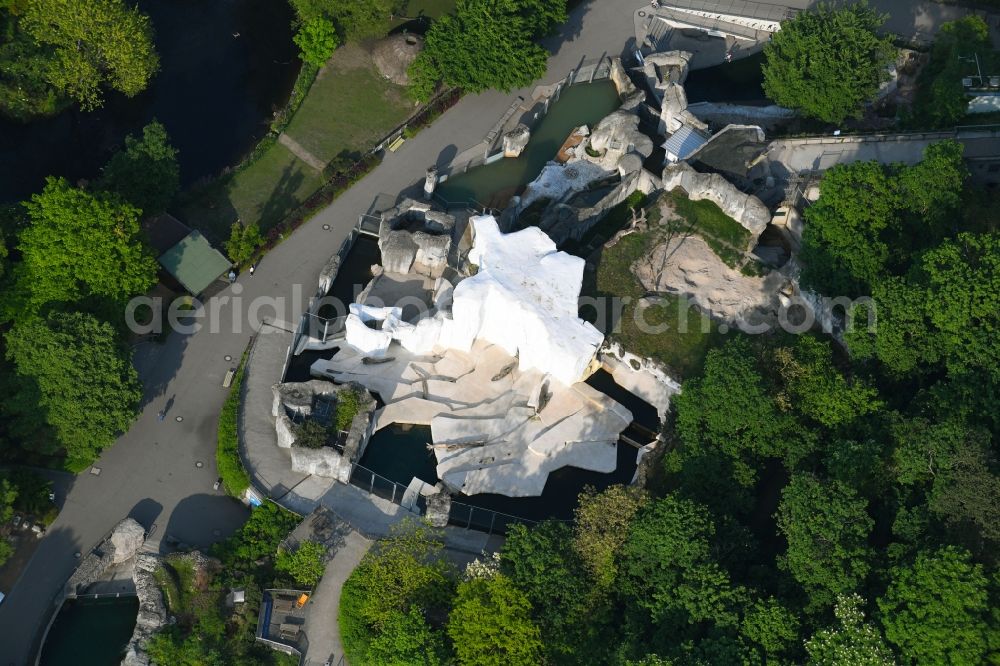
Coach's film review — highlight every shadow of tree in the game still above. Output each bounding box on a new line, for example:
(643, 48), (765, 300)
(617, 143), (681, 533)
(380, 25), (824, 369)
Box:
(257, 161), (307, 231)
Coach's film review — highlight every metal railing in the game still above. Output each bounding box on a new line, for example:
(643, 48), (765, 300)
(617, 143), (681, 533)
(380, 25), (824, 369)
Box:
(447, 500), (542, 537)
(348, 463), (415, 509)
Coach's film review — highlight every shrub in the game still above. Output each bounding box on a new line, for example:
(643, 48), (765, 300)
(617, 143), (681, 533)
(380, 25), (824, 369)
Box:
(216, 356), (251, 497)
(335, 388), (363, 431)
(223, 222), (263, 266)
(212, 501), (300, 575)
(294, 418), (331, 449)
(276, 540), (327, 587)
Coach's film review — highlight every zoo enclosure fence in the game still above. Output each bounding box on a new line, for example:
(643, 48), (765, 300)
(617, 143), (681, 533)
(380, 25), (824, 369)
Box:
(345, 462), (547, 537)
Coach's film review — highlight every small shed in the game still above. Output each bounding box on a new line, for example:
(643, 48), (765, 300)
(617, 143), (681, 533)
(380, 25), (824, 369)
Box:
(158, 230), (232, 296)
(142, 213), (192, 255)
(662, 124), (709, 164)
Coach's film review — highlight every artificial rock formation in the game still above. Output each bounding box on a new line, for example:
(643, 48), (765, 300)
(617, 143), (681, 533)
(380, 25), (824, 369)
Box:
(273, 379), (376, 481)
(110, 519), (146, 564)
(583, 110), (655, 172)
(345, 215), (604, 386)
(67, 518), (146, 595)
(313, 339), (632, 497)
(378, 198), (455, 279)
(502, 124), (531, 158)
(640, 50), (709, 137)
(121, 553), (169, 666)
(662, 161), (769, 238)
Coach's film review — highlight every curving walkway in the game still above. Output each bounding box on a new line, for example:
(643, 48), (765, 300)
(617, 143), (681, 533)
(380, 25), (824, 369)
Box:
(2, 0), (990, 661)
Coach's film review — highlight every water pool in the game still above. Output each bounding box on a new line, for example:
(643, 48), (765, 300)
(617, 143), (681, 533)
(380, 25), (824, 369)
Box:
(684, 52), (767, 104)
(40, 596), (139, 666)
(357, 422), (639, 522)
(437, 81), (622, 208)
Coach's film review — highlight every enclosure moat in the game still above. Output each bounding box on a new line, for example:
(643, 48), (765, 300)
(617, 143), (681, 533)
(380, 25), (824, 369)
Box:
(436, 80), (622, 208)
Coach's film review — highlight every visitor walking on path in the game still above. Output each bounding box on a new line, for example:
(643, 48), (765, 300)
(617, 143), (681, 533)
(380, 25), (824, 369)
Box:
(228, 269), (236, 283)
(249, 263), (255, 276)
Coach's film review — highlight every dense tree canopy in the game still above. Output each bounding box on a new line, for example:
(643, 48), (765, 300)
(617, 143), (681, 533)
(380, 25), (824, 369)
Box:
(4, 312), (142, 468)
(408, 0), (566, 99)
(762, 2), (894, 123)
(801, 140), (968, 297)
(777, 474), (873, 610)
(878, 547), (992, 664)
(11, 177), (157, 314)
(21, 0), (159, 110)
(804, 594), (894, 666)
(99, 121), (180, 216)
(447, 573), (543, 666)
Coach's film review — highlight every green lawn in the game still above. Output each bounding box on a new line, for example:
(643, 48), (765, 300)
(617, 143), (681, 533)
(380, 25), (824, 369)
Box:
(179, 142), (325, 239)
(283, 44), (415, 165)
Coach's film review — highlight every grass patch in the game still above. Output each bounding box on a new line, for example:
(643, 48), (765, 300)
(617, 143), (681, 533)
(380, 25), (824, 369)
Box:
(663, 189), (751, 268)
(592, 224), (742, 379)
(179, 142), (325, 239)
(283, 45), (413, 165)
(335, 388), (363, 431)
(217, 349), (251, 498)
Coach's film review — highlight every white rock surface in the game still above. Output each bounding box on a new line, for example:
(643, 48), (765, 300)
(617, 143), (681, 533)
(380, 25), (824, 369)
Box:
(291, 446), (346, 478)
(344, 215), (604, 387)
(442, 216), (604, 385)
(311, 339), (632, 497)
(519, 159), (611, 209)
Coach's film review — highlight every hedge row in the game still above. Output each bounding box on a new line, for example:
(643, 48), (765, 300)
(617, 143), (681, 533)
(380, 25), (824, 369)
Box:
(216, 356), (251, 497)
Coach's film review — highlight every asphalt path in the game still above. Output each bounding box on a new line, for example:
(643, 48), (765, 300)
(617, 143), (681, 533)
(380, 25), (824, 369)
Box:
(0, 0), (984, 661)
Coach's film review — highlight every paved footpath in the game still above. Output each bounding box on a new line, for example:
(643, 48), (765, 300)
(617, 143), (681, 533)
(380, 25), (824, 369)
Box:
(0, 0), (986, 661)
(0, 1), (652, 661)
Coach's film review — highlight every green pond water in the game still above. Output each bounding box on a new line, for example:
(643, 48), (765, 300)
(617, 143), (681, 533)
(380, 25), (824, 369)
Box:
(40, 596), (139, 666)
(437, 80), (622, 207)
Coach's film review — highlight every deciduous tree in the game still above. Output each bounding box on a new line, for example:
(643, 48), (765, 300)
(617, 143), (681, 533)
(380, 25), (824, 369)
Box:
(276, 540), (327, 587)
(223, 222), (263, 267)
(804, 594), (894, 666)
(22, 0), (159, 110)
(776, 474), (873, 610)
(13, 177), (157, 312)
(290, 0), (400, 40)
(4, 312), (142, 468)
(408, 0), (566, 100)
(447, 573), (543, 666)
(878, 547), (992, 665)
(100, 121), (179, 216)
(293, 18), (338, 67)
(621, 494), (742, 629)
(762, 2), (894, 123)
